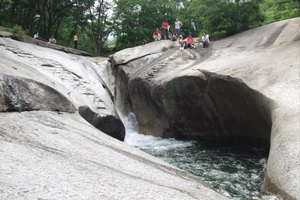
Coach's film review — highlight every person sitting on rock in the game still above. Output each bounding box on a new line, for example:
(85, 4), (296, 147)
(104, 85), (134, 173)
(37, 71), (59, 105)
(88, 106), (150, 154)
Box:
(153, 27), (161, 41)
(202, 31), (210, 48)
(179, 34), (187, 50)
(170, 30), (177, 41)
(49, 35), (56, 44)
(34, 32), (39, 39)
(187, 33), (196, 49)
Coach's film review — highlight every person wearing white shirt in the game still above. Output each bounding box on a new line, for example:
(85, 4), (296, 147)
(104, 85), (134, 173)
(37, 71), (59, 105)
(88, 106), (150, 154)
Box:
(174, 18), (182, 39)
(202, 31), (210, 48)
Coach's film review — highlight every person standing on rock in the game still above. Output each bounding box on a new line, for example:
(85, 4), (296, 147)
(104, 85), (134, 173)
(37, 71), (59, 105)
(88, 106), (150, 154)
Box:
(190, 19), (196, 37)
(162, 20), (169, 40)
(74, 32), (78, 49)
(174, 18), (182, 39)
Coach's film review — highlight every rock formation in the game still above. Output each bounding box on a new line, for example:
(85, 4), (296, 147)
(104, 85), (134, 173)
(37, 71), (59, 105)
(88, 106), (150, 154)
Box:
(0, 34), (228, 199)
(111, 18), (300, 199)
(0, 37), (125, 141)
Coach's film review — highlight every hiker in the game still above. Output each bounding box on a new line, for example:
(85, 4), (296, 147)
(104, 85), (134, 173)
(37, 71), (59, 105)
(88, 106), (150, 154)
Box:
(162, 20), (169, 39)
(174, 18), (182, 38)
(49, 35), (56, 44)
(179, 34), (187, 50)
(187, 33), (196, 49)
(34, 32), (39, 39)
(74, 32), (78, 49)
(170, 30), (177, 41)
(190, 19), (196, 37)
(202, 31), (210, 48)
(153, 28), (161, 41)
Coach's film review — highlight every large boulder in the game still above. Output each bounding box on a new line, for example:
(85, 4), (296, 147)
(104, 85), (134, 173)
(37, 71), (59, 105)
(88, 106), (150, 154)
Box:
(0, 37), (124, 141)
(112, 18), (300, 199)
(0, 74), (76, 112)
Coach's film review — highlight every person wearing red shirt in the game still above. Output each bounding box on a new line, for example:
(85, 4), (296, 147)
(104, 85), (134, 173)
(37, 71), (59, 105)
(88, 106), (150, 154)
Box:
(187, 33), (196, 49)
(162, 20), (169, 40)
(153, 27), (161, 41)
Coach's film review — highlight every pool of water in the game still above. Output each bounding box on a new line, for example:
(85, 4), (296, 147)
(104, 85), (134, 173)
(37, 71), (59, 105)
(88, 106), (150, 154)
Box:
(122, 113), (276, 200)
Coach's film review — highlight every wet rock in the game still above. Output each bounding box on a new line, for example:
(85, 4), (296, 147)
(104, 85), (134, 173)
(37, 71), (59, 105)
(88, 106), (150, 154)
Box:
(79, 106), (125, 141)
(0, 74), (76, 113)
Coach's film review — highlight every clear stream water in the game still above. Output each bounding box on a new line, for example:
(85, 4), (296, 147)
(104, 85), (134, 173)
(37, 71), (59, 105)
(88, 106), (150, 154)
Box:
(122, 113), (277, 200)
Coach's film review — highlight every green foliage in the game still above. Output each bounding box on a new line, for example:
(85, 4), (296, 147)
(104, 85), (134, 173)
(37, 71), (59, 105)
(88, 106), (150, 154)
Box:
(0, 0), (115, 56)
(162, 46), (168, 52)
(114, 0), (178, 49)
(260, 0), (299, 24)
(0, 0), (299, 54)
(210, 31), (227, 40)
(11, 25), (26, 41)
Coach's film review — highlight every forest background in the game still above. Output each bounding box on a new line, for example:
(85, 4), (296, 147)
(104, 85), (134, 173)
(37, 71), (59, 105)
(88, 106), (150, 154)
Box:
(0, 0), (299, 56)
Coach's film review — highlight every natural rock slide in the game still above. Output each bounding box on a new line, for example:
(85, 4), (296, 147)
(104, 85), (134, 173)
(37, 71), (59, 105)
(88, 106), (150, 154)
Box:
(0, 17), (299, 200)
(0, 39), (125, 141)
(0, 33), (228, 199)
(111, 18), (300, 200)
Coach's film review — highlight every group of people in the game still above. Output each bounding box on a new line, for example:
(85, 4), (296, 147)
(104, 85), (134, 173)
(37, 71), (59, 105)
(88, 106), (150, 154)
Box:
(153, 18), (184, 41)
(179, 33), (196, 50)
(178, 31), (210, 50)
(33, 31), (78, 49)
(33, 31), (56, 44)
(153, 18), (210, 49)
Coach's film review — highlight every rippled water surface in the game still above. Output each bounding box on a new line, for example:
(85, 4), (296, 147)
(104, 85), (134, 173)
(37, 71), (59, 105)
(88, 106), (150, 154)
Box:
(123, 113), (273, 199)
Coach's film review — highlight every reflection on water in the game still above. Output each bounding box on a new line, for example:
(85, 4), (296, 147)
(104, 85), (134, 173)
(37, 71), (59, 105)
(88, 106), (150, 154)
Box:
(123, 113), (277, 200)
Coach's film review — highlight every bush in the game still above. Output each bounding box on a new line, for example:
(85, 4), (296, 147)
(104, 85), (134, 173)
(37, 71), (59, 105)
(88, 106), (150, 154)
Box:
(162, 46), (168, 52)
(11, 25), (26, 41)
(211, 31), (227, 40)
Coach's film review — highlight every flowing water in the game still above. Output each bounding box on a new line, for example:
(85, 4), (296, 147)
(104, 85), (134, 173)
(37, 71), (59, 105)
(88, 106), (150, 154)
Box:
(122, 113), (277, 200)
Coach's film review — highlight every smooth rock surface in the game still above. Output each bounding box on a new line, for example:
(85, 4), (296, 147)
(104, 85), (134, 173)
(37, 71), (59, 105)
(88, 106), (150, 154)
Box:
(0, 37), (124, 140)
(0, 111), (226, 200)
(0, 37), (227, 199)
(112, 18), (300, 199)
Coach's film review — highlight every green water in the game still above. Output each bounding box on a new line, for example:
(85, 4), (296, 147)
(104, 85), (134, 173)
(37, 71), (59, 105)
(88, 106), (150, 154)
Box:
(123, 113), (272, 199)
(142, 142), (269, 199)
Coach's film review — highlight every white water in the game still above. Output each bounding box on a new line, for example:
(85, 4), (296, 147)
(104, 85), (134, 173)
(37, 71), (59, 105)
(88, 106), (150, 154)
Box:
(120, 112), (280, 200)
(123, 113), (195, 150)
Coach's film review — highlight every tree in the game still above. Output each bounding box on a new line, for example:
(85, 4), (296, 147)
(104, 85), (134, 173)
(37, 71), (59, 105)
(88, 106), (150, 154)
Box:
(1, 0), (299, 54)
(114, 0), (178, 49)
(89, 0), (116, 55)
(260, 0), (299, 24)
